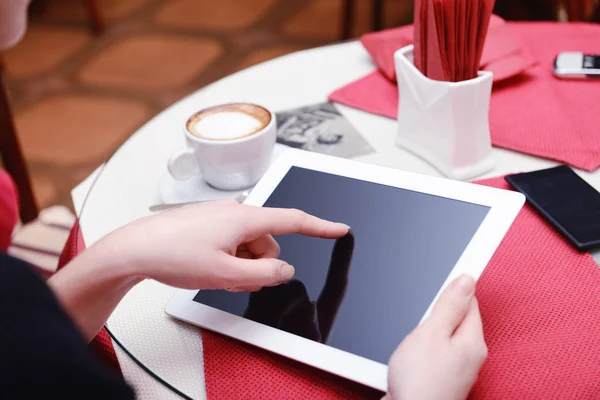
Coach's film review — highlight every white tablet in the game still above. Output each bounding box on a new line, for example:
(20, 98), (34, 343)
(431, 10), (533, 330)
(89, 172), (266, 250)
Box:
(166, 148), (524, 392)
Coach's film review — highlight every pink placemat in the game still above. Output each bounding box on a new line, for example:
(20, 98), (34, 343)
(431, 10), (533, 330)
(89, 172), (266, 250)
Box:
(330, 23), (600, 171)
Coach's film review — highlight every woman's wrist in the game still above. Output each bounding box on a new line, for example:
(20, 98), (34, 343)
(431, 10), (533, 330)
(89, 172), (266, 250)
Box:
(48, 239), (144, 341)
(83, 233), (146, 283)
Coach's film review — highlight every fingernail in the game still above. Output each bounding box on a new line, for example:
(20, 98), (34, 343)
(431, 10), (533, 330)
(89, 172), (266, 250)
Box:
(336, 222), (350, 231)
(454, 275), (475, 296)
(279, 264), (295, 283)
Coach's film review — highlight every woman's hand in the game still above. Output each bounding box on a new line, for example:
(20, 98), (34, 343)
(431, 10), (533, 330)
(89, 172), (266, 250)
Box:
(384, 275), (488, 400)
(101, 199), (348, 291)
(49, 200), (348, 340)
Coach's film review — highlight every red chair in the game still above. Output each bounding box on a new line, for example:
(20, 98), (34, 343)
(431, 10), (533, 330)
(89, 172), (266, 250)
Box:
(0, 69), (38, 224)
(0, 170), (18, 251)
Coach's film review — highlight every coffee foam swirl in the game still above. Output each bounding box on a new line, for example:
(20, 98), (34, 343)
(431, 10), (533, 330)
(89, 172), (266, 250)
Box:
(187, 104), (271, 141)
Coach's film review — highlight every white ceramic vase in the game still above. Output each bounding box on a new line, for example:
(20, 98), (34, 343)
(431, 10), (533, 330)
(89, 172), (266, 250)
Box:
(394, 45), (495, 181)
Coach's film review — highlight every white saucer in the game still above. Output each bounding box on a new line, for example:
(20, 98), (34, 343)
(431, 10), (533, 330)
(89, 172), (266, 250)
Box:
(158, 144), (288, 204)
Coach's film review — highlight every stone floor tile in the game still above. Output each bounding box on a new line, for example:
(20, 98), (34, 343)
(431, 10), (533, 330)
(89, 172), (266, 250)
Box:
(38, 205), (77, 229)
(2, 27), (91, 79)
(11, 214), (69, 254)
(8, 245), (60, 274)
(283, 0), (411, 40)
(9, 205), (75, 273)
(39, 0), (150, 22)
(31, 173), (58, 209)
(155, 0), (278, 31)
(78, 33), (222, 91)
(15, 94), (150, 166)
(235, 45), (308, 72)
(283, 0), (345, 39)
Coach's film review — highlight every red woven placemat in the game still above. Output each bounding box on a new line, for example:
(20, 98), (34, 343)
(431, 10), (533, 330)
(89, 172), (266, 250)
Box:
(202, 176), (600, 399)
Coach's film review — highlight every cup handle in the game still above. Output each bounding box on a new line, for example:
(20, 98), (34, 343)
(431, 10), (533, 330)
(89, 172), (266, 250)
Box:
(168, 149), (200, 181)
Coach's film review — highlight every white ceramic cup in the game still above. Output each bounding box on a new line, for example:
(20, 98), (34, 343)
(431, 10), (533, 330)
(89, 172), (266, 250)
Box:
(167, 103), (277, 191)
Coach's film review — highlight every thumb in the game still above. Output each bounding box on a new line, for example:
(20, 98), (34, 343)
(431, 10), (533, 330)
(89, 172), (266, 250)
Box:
(220, 256), (295, 288)
(426, 274), (476, 336)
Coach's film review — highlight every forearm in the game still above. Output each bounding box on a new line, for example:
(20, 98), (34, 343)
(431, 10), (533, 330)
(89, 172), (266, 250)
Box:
(48, 241), (143, 342)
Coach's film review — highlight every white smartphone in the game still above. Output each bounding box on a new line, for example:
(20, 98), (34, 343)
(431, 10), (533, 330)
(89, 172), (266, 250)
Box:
(554, 52), (600, 79)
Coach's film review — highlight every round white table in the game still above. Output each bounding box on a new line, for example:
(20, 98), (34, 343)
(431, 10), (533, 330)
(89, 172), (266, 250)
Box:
(72, 40), (600, 400)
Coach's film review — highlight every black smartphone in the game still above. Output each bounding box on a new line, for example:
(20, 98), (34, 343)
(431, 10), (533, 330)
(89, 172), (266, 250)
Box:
(505, 166), (600, 251)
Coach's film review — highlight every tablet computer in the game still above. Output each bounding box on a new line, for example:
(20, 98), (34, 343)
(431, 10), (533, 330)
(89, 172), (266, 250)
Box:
(166, 149), (524, 391)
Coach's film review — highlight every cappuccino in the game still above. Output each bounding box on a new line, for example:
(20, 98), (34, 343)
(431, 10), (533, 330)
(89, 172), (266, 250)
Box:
(186, 103), (271, 140)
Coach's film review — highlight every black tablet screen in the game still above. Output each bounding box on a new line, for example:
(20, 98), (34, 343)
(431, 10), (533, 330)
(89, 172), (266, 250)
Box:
(193, 167), (490, 364)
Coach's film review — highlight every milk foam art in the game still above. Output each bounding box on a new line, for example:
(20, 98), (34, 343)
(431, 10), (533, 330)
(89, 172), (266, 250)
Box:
(192, 112), (262, 140)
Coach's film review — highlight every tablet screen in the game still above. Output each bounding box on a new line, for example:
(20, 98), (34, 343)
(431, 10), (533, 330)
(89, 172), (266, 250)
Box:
(193, 166), (490, 364)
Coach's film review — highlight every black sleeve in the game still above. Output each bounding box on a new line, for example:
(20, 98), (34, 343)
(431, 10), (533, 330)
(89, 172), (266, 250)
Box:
(0, 252), (135, 400)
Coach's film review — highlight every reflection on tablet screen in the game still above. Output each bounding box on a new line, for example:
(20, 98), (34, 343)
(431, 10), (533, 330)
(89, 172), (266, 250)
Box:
(193, 167), (490, 364)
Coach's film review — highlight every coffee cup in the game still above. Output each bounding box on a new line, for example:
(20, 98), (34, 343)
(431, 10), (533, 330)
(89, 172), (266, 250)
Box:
(168, 103), (276, 191)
